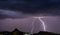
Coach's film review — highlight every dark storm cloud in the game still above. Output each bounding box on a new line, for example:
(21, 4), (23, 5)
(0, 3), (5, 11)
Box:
(0, 0), (60, 19)
(0, 9), (34, 19)
(0, 0), (60, 15)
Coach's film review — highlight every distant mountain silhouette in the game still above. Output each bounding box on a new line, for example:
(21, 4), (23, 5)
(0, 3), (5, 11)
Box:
(0, 29), (60, 35)
(33, 31), (59, 35)
(0, 28), (25, 35)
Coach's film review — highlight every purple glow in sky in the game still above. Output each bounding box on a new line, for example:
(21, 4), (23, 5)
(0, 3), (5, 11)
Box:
(0, 9), (60, 34)
(0, 16), (60, 34)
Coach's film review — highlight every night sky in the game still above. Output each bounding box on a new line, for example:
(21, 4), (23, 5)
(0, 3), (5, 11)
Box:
(0, 0), (60, 34)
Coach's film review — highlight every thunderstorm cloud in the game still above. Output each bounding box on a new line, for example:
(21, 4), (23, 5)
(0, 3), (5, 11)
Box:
(0, 0), (60, 34)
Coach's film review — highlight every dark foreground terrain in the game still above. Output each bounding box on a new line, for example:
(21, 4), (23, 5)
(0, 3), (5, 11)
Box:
(0, 29), (59, 35)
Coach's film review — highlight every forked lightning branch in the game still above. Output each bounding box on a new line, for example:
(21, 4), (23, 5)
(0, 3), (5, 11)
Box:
(31, 17), (46, 34)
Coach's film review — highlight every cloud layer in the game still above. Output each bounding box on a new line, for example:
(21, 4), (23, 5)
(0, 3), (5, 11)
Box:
(0, 0), (60, 15)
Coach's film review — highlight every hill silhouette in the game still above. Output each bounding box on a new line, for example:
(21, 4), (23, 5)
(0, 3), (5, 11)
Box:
(11, 28), (25, 35)
(33, 31), (59, 35)
(0, 29), (60, 35)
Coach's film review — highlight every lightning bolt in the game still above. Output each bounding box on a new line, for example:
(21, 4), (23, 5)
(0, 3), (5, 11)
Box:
(31, 17), (46, 34)
(30, 18), (36, 34)
(38, 18), (46, 31)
